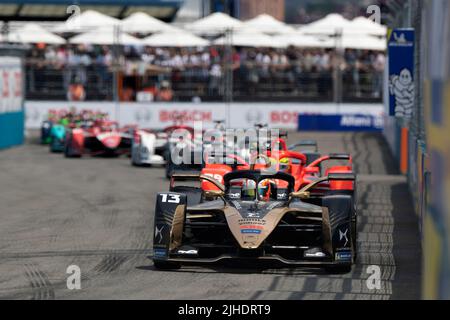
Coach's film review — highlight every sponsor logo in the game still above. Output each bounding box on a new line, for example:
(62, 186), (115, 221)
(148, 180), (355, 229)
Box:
(241, 229), (262, 234)
(340, 116), (372, 127)
(159, 110), (212, 123)
(177, 249), (198, 255)
(304, 251), (326, 258)
(271, 111), (298, 124)
(155, 225), (164, 244)
(240, 225), (263, 234)
(339, 228), (349, 246)
(277, 193), (288, 200)
(228, 192), (241, 199)
(335, 251), (352, 261)
(154, 248), (167, 257)
(247, 212), (260, 218)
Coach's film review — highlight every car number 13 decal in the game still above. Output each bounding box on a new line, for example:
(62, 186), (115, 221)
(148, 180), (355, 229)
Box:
(160, 194), (181, 203)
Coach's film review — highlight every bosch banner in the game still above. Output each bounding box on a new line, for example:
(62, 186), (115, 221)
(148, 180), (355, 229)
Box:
(388, 28), (415, 118)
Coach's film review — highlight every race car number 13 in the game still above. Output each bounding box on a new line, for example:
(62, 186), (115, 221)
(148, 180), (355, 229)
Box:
(161, 194), (181, 204)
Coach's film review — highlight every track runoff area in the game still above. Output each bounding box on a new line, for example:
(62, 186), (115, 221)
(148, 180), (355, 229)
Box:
(0, 126), (421, 303)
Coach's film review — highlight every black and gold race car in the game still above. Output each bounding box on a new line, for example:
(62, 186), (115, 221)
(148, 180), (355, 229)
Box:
(152, 169), (357, 273)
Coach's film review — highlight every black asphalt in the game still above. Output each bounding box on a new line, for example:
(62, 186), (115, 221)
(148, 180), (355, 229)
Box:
(0, 131), (421, 299)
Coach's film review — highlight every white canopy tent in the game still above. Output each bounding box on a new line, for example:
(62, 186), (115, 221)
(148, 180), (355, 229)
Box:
(3, 23), (66, 44)
(301, 14), (387, 38)
(53, 10), (121, 33)
(347, 17), (387, 37)
(186, 12), (243, 35)
(341, 34), (386, 51)
(142, 29), (209, 47)
(69, 26), (142, 45)
(240, 14), (295, 34)
(120, 12), (177, 34)
(299, 13), (353, 36)
(274, 32), (335, 48)
(214, 28), (285, 48)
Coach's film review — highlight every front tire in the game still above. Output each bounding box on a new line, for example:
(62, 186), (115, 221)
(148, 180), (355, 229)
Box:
(64, 139), (81, 158)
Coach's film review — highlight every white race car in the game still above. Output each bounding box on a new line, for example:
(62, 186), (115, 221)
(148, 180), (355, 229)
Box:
(131, 129), (168, 166)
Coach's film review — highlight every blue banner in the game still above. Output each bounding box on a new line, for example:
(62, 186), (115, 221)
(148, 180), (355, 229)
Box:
(298, 114), (383, 132)
(388, 28), (415, 118)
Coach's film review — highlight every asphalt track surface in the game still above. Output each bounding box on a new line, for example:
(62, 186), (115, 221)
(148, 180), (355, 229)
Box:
(0, 131), (421, 299)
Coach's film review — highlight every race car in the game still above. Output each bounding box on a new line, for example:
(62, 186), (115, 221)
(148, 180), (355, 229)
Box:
(152, 167), (357, 273)
(131, 129), (168, 166)
(64, 120), (132, 157)
(49, 123), (67, 152)
(40, 120), (53, 145)
(41, 112), (68, 144)
(163, 122), (276, 179)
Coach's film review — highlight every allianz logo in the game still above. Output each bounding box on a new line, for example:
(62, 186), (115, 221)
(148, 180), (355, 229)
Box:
(340, 115), (376, 127)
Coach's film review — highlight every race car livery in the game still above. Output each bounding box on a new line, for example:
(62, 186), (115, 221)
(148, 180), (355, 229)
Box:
(152, 168), (357, 273)
(64, 121), (132, 157)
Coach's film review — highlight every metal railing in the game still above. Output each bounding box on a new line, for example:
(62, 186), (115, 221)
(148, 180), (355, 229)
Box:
(25, 62), (383, 103)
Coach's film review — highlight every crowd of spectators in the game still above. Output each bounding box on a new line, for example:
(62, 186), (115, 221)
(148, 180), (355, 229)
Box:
(26, 43), (386, 102)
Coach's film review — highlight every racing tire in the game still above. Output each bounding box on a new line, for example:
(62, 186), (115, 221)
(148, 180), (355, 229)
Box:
(64, 142), (82, 158)
(153, 260), (181, 270)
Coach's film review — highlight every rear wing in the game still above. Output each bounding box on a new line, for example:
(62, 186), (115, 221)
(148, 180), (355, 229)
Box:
(327, 172), (356, 181)
(171, 171), (202, 181)
(169, 171), (202, 191)
(299, 172), (356, 193)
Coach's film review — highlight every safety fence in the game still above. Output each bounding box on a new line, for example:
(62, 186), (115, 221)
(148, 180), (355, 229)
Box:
(24, 64), (382, 103)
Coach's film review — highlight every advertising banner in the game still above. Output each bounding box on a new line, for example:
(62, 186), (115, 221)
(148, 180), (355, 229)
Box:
(388, 28), (415, 118)
(25, 101), (384, 130)
(0, 56), (24, 149)
(298, 114), (384, 132)
(0, 57), (22, 114)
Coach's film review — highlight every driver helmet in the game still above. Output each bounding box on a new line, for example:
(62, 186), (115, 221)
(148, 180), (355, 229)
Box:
(279, 157), (291, 173)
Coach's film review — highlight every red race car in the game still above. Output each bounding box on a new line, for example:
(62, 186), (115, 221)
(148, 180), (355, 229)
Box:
(64, 120), (133, 157)
(195, 136), (354, 197)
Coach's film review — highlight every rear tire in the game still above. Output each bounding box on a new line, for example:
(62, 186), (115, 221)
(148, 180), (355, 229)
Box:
(153, 260), (181, 270)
